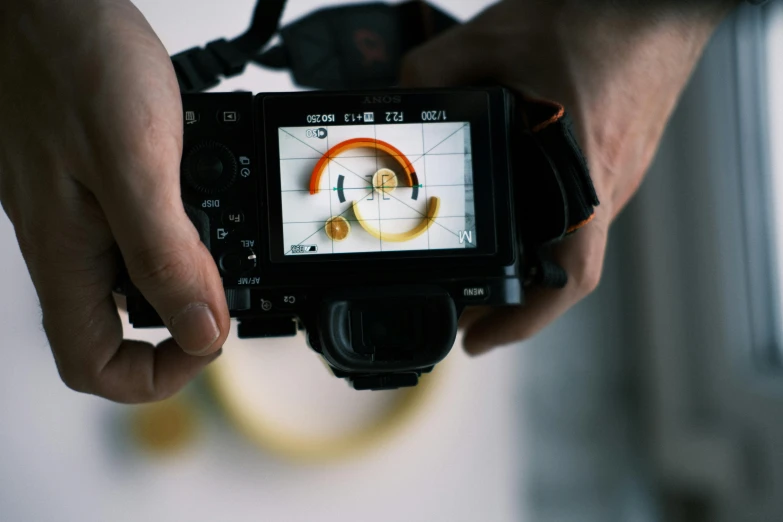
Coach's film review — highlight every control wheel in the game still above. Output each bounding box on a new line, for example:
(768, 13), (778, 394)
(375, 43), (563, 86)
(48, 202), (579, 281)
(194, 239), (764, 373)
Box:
(182, 141), (238, 194)
(225, 288), (251, 312)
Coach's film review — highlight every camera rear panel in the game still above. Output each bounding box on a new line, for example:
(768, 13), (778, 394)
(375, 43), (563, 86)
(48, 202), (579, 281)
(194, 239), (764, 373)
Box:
(123, 86), (590, 387)
(130, 90), (523, 333)
(179, 93), (264, 287)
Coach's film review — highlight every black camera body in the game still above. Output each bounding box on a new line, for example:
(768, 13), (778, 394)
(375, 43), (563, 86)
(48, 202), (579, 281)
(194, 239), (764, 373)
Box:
(127, 88), (525, 390)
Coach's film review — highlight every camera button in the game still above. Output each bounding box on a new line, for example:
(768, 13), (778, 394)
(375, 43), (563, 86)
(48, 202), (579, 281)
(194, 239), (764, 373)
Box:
(225, 289), (251, 312)
(217, 110), (241, 124)
(277, 293), (305, 310)
(222, 209), (245, 228)
(219, 251), (242, 275)
(184, 110), (200, 126)
(219, 248), (257, 276)
(459, 285), (491, 302)
(258, 297), (274, 313)
(182, 141), (238, 194)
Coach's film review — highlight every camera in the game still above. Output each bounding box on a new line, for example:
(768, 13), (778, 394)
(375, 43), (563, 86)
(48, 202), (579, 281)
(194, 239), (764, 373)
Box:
(125, 87), (593, 390)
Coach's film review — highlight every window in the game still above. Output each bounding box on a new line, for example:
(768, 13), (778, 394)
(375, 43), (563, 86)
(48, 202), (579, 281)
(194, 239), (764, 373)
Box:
(767, 2), (783, 355)
(735, 1), (783, 368)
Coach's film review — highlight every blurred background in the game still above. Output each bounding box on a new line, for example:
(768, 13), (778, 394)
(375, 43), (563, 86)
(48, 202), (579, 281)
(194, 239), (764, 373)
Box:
(1, 1), (783, 521)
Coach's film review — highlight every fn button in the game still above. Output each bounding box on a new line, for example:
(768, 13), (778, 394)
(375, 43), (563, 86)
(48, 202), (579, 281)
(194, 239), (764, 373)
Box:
(222, 209), (245, 228)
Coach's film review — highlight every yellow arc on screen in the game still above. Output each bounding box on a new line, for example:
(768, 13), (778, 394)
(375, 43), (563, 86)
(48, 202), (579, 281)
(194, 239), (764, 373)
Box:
(352, 197), (441, 242)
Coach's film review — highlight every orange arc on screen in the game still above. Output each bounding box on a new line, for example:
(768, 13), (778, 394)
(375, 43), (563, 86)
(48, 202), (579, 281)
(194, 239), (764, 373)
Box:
(309, 138), (417, 194)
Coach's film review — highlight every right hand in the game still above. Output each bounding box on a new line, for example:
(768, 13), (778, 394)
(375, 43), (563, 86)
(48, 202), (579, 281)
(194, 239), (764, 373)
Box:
(0, 0), (229, 403)
(401, 0), (736, 355)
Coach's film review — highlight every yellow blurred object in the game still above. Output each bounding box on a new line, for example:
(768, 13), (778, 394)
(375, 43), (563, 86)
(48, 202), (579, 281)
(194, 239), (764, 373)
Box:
(130, 395), (199, 455)
(207, 355), (441, 463)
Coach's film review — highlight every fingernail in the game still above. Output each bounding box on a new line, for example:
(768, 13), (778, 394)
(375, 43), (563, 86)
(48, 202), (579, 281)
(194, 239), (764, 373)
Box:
(170, 303), (220, 356)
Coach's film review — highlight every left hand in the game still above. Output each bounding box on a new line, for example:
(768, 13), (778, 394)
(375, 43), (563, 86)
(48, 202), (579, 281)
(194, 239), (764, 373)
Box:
(401, 0), (738, 355)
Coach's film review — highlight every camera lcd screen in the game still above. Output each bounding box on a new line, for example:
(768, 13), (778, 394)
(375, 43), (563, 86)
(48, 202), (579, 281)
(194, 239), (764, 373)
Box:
(277, 120), (476, 256)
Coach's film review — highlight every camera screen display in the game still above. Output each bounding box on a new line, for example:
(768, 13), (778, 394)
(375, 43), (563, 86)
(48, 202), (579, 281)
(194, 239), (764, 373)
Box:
(277, 119), (476, 256)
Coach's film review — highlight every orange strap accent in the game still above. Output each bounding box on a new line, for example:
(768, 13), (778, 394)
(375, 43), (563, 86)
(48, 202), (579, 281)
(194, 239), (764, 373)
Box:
(530, 103), (565, 133)
(514, 92), (568, 134)
(566, 213), (595, 234)
(309, 138), (416, 194)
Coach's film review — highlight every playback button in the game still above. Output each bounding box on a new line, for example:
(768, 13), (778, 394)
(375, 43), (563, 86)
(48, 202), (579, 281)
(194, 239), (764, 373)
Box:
(217, 110), (241, 124)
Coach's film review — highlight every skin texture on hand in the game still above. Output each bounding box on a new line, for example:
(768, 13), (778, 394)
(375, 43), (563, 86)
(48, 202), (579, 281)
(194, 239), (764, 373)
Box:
(401, 0), (740, 355)
(0, 0), (229, 403)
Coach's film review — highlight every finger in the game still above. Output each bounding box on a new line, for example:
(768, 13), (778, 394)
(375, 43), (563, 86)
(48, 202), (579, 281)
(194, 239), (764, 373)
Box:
(458, 306), (493, 330)
(114, 292), (127, 312)
(71, 12), (230, 358)
(17, 191), (222, 403)
(93, 338), (222, 404)
(95, 145), (229, 358)
(47, 301), (222, 404)
(40, 250), (222, 404)
(463, 206), (611, 355)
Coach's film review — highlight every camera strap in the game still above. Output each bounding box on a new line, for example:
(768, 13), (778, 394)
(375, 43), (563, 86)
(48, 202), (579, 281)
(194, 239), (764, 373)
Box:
(171, 0), (458, 93)
(511, 96), (599, 288)
(171, 0), (288, 93)
(517, 97), (598, 243)
(254, 1), (459, 89)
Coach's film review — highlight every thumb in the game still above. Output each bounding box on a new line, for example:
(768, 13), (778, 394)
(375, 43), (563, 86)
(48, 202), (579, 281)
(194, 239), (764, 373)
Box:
(101, 167), (229, 357)
(400, 19), (498, 88)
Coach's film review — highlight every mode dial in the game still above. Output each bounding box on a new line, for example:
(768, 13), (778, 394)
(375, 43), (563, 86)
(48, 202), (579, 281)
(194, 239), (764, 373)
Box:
(182, 141), (238, 194)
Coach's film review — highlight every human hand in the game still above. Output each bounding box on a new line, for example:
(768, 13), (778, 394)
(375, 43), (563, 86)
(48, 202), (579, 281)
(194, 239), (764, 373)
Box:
(0, 0), (229, 403)
(402, 0), (738, 355)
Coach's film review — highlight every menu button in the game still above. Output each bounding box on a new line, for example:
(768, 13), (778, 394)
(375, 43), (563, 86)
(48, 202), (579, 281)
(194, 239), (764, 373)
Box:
(461, 286), (490, 301)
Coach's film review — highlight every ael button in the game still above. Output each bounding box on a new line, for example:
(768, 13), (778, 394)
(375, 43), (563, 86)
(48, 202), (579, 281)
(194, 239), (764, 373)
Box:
(219, 248), (257, 276)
